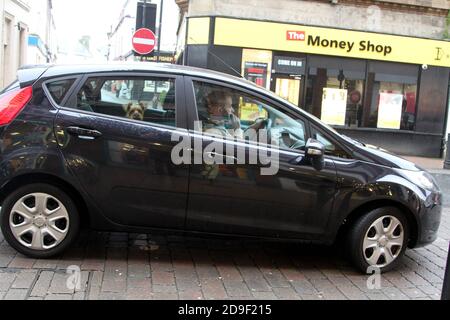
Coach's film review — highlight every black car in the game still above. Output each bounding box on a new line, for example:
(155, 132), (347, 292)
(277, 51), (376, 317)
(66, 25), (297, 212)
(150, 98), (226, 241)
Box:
(0, 63), (442, 273)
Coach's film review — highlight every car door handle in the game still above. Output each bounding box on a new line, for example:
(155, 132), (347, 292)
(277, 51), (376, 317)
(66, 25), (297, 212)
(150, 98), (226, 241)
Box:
(66, 126), (103, 140)
(205, 152), (238, 162)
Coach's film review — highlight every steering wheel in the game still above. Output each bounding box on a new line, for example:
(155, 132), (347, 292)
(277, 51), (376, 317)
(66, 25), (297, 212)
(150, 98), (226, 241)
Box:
(244, 118), (273, 144)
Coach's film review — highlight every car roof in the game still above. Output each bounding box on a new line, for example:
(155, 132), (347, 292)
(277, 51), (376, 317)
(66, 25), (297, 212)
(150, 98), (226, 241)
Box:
(23, 61), (304, 110)
(23, 62), (250, 87)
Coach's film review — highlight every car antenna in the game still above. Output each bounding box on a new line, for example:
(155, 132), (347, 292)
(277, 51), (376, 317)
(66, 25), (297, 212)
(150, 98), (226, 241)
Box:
(187, 37), (245, 80)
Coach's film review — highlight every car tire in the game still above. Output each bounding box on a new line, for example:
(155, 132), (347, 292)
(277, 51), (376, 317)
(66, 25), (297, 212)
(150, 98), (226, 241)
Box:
(347, 207), (410, 273)
(0, 183), (80, 259)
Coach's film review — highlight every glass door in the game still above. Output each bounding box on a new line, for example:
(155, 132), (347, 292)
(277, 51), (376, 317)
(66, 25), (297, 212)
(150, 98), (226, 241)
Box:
(273, 75), (302, 107)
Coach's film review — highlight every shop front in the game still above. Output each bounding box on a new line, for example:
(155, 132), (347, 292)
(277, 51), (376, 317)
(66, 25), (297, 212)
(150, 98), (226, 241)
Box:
(181, 16), (450, 157)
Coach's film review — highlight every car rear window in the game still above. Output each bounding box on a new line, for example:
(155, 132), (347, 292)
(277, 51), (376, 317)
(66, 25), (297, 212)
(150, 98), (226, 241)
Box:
(45, 79), (76, 105)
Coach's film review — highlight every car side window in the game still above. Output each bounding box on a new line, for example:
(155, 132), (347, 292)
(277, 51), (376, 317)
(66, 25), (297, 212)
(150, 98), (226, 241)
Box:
(310, 125), (350, 158)
(193, 81), (306, 151)
(46, 79), (76, 105)
(74, 77), (176, 127)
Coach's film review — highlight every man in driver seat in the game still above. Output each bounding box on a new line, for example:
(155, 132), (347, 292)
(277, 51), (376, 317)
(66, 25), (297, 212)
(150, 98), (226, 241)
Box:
(201, 90), (244, 140)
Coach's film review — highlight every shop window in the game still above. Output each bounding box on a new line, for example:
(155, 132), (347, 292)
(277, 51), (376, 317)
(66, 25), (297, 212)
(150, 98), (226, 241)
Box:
(364, 62), (418, 131)
(305, 56), (366, 128)
(241, 49), (272, 91)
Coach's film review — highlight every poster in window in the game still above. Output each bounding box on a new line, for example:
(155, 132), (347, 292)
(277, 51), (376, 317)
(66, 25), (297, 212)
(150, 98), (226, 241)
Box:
(321, 88), (347, 126)
(377, 93), (403, 129)
(244, 62), (268, 88)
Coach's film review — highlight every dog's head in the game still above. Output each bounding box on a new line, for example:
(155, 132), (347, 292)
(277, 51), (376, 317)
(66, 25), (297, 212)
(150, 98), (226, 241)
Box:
(125, 102), (146, 121)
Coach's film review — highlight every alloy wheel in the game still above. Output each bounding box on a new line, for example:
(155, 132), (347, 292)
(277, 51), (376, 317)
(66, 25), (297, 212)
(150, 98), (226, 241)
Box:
(9, 193), (70, 251)
(362, 215), (404, 268)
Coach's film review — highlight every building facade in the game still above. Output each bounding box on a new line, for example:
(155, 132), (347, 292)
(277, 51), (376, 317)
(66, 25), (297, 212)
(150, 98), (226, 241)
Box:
(27, 0), (57, 65)
(1, 0), (30, 88)
(0, 0), (56, 88)
(176, 0), (450, 157)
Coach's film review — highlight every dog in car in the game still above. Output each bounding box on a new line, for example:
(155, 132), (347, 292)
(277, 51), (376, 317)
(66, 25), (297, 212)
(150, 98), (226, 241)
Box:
(124, 102), (146, 121)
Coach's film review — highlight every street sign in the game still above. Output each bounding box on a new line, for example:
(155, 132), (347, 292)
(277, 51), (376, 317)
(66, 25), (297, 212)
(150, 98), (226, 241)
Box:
(132, 28), (156, 55)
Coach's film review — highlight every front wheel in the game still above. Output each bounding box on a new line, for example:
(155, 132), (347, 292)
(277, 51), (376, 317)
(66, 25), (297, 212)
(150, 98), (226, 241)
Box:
(1, 183), (80, 259)
(347, 207), (409, 273)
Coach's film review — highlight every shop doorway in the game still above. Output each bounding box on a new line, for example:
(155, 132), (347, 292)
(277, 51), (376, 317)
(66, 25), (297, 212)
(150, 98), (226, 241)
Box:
(270, 55), (306, 108)
(272, 74), (302, 107)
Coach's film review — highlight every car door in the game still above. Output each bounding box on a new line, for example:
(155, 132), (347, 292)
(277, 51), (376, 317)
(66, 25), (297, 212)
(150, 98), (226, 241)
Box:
(184, 77), (338, 240)
(52, 72), (190, 229)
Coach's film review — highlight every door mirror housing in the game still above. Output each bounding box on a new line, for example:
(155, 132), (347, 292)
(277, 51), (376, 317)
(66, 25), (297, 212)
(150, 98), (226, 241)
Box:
(306, 138), (325, 171)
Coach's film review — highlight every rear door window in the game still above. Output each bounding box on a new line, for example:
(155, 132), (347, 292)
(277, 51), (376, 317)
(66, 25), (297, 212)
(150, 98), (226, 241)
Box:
(45, 79), (76, 105)
(74, 76), (177, 128)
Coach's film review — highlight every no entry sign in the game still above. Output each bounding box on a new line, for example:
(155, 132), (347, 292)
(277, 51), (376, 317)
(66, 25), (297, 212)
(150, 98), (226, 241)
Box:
(132, 28), (156, 55)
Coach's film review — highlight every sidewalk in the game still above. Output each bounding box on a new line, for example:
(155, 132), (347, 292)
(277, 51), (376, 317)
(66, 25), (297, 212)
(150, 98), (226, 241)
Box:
(400, 156), (449, 206)
(402, 156), (445, 171)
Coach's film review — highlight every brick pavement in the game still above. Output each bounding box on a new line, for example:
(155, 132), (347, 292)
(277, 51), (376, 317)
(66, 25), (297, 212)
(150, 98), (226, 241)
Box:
(0, 208), (448, 300)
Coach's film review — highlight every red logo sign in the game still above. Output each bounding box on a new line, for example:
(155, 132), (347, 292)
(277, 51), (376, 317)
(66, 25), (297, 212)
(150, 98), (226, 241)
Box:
(132, 28), (156, 55)
(287, 31), (305, 41)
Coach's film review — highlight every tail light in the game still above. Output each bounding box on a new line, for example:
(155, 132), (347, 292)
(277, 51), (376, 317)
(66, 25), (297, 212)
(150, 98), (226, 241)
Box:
(0, 86), (33, 126)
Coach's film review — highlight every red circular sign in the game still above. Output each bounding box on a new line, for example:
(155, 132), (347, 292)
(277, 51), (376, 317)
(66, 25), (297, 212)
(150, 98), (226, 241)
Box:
(132, 28), (156, 55)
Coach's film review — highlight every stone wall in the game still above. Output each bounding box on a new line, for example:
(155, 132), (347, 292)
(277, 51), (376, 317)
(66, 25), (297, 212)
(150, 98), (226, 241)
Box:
(186, 0), (449, 39)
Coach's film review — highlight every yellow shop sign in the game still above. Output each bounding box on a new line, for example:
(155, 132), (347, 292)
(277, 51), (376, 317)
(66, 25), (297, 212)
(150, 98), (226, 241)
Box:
(211, 17), (450, 67)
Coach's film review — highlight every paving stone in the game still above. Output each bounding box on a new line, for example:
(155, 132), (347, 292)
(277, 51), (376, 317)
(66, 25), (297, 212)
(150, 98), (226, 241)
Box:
(383, 287), (411, 300)
(0, 254), (14, 268)
(0, 272), (15, 291)
(291, 279), (317, 295)
(30, 271), (53, 297)
(272, 287), (301, 299)
(8, 255), (36, 269)
(45, 294), (73, 300)
(11, 270), (37, 289)
(223, 280), (252, 298)
(245, 277), (272, 292)
(152, 271), (175, 286)
(176, 277), (201, 291)
(337, 285), (366, 300)
(178, 289), (204, 300)
(200, 278), (228, 300)
(151, 292), (178, 300)
(263, 270), (291, 288)
(32, 259), (59, 269)
(252, 291), (278, 300)
(401, 287), (428, 299)
(125, 287), (153, 300)
(3, 288), (28, 300)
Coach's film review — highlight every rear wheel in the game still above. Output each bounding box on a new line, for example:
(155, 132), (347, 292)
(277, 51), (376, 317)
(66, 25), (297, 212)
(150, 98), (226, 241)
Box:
(1, 183), (80, 258)
(347, 207), (409, 273)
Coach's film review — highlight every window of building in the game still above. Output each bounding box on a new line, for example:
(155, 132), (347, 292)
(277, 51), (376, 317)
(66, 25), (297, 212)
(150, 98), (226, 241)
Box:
(305, 56), (366, 128)
(74, 77), (176, 127)
(193, 81), (306, 151)
(241, 49), (273, 90)
(363, 61), (418, 131)
(46, 79), (76, 105)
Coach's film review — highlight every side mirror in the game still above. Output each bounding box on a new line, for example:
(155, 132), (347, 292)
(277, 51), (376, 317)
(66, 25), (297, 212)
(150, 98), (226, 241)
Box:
(306, 138), (325, 171)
